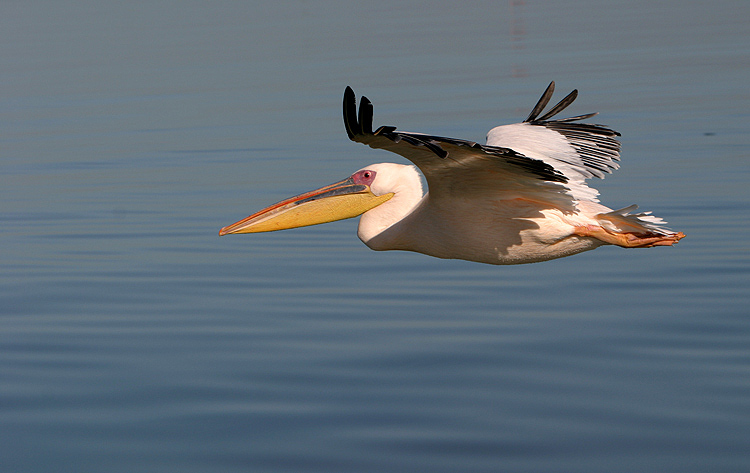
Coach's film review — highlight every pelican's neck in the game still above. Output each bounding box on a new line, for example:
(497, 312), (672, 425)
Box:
(356, 164), (423, 248)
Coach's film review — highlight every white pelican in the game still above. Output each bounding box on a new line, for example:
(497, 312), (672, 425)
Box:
(220, 82), (684, 265)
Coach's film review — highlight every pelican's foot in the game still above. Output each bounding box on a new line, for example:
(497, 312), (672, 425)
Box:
(574, 225), (685, 248)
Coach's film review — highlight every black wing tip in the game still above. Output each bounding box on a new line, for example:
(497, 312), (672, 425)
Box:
(343, 86), (376, 139)
(537, 89), (578, 121)
(524, 82), (599, 124)
(524, 81), (555, 122)
(343, 86), (359, 140)
(342, 86), (455, 159)
(359, 96), (373, 135)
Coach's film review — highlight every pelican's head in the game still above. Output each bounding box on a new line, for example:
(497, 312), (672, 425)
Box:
(219, 163), (417, 235)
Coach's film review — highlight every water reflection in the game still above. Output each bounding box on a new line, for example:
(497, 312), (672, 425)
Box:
(509, 0), (529, 78)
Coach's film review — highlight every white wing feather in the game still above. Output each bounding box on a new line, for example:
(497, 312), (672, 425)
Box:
(486, 123), (602, 204)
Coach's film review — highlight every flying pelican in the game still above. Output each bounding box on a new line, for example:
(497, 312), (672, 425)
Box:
(220, 82), (684, 265)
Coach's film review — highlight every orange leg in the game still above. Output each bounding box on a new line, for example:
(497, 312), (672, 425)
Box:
(574, 225), (685, 248)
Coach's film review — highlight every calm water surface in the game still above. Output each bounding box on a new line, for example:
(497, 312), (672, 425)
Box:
(2, 1), (749, 472)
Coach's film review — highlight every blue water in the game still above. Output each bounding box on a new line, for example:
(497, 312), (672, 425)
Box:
(2, 1), (749, 472)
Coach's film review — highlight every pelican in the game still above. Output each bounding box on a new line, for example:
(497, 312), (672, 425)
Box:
(220, 82), (684, 265)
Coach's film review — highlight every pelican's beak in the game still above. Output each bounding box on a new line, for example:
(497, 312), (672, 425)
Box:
(219, 177), (393, 235)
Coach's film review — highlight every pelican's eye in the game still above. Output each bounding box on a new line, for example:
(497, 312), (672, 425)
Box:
(352, 170), (376, 186)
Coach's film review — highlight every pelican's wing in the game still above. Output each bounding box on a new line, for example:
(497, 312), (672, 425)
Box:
(343, 86), (577, 210)
(485, 81), (621, 202)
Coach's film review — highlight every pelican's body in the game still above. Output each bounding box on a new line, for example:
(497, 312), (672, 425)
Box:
(357, 164), (605, 264)
(220, 83), (684, 264)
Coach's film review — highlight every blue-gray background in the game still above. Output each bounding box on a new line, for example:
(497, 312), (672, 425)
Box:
(2, 1), (748, 472)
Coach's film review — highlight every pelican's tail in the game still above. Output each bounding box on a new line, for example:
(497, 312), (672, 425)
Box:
(596, 204), (678, 237)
